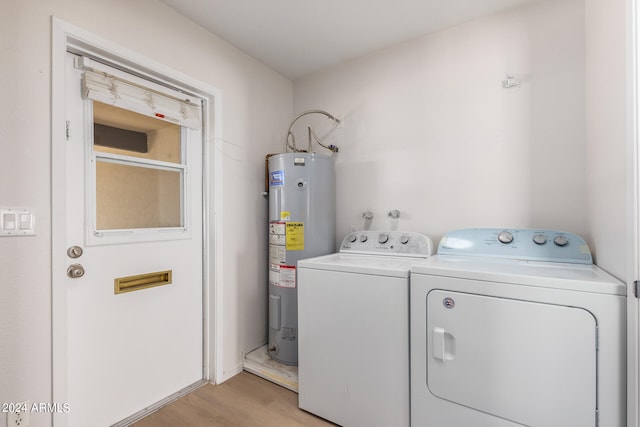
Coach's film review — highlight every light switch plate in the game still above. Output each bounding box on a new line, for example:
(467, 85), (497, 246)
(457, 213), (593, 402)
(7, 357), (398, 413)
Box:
(0, 208), (35, 236)
(2, 212), (17, 230)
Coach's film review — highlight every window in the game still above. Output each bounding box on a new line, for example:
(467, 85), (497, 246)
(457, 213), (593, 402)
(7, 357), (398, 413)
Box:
(76, 56), (203, 244)
(93, 101), (184, 231)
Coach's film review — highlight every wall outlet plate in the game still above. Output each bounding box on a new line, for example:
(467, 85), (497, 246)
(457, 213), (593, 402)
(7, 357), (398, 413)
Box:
(6, 401), (30, 427)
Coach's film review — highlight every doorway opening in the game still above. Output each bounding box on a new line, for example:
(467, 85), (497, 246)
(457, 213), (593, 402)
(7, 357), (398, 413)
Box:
(51, 18), (222, 426)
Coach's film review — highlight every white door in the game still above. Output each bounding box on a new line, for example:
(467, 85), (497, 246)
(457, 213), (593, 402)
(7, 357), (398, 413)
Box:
(426, 289), (597, 427)
(60, 52), (203, 426)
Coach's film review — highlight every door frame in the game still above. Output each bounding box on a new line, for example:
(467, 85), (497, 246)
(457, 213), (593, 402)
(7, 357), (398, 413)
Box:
(51, 17), (225, 425)
(630, 0), (640, 425)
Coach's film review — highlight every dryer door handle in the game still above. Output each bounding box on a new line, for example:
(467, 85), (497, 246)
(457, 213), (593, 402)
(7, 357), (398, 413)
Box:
(433, 327), (456, 364)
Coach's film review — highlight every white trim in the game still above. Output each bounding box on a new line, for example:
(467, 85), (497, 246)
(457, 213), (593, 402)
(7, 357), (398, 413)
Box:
(212, 96), (226, 384)
(94, 152), (187, 172)
(51, 17), (224, 427)
(218, 362), (244, 384)
(51, 17), (68, 427)
(111, 379), (207, 427)
(88, 135), (193, 246)
(629, 0), (640, 425)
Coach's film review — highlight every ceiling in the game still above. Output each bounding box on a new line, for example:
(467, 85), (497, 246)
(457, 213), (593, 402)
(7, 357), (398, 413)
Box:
(159, 0), (538, 80)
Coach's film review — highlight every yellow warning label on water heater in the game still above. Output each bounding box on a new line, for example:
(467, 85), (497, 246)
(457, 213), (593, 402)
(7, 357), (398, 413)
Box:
(280, 211), (291, 220)
(286, 222), (304, 250)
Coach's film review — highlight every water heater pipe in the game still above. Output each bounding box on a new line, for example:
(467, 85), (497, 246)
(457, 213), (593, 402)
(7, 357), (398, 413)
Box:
(284, 109), (341, 153)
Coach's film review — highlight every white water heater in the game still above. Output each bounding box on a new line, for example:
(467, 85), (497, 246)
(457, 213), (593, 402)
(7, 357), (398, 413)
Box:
(268, 152), (335, 365)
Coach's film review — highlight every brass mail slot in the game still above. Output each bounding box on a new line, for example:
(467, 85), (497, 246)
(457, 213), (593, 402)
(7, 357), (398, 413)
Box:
(114, 270), (172, 294)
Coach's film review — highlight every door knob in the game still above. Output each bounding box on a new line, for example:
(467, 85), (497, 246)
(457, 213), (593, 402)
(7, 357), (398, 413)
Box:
(67, 246), (83, 258)
(67, 264), (85, 278)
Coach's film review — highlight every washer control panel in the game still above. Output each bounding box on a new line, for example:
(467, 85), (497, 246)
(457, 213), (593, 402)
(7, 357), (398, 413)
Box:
(340, 231), (434, 257)
(437, 228), (592, 264)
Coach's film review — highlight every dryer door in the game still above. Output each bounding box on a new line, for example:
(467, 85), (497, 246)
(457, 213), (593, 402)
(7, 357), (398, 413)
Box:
(426, 290), (597, 427)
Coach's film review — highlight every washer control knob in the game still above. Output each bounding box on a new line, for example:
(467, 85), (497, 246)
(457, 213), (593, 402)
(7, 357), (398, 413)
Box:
(378, 233), (389, 244)
(359, 234), (368, 243)
(497, 231), (514, 244)
(400, 235), (410, 244)
(554, 235), (569, 247)
(532, 234), (547, 245)
(348, 234), (357, 243)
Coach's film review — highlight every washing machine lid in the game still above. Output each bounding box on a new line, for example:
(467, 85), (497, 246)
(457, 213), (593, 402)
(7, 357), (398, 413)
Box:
(411, 255), (626, 295)
(298, 252), (419, 278)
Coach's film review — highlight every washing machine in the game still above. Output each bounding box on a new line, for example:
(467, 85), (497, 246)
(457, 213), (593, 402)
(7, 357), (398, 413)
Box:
(410, 228), (626, 427)
(298, 230), (434, 427)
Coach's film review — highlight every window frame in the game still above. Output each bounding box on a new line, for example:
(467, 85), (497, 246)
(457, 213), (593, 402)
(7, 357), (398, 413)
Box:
(85, 99), (194, 246)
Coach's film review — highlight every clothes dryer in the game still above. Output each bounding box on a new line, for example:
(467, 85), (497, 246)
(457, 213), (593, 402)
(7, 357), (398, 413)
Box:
(410, 228), (626, 427)
(298, 231), (434, 427)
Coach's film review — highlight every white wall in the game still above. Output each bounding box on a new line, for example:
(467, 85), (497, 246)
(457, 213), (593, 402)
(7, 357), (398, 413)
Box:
(584, 0), (628, 280)
(1, 1), (291, 425)
(294, 0), (588, 252)
(583, 0), (635, 424)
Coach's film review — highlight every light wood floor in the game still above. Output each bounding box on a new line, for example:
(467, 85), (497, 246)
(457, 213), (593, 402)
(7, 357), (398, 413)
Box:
(131, 371), (337, 427)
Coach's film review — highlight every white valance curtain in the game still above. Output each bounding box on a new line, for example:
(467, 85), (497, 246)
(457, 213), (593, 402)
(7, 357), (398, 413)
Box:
(77, 56), (202, 130)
